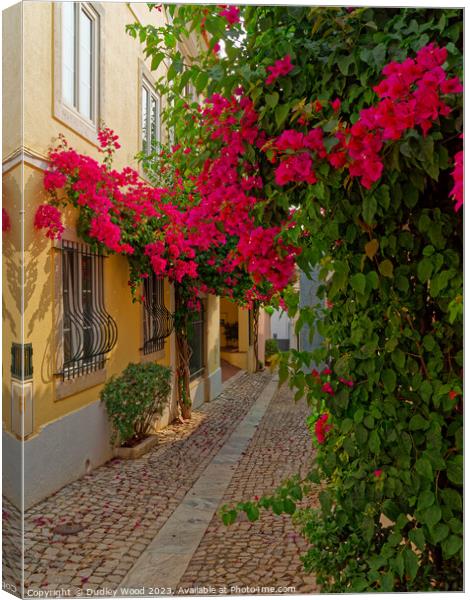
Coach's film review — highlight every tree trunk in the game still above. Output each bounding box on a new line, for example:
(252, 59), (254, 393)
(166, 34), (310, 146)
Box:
(175, 285), (192, 419)
(253, 302), (260, 371)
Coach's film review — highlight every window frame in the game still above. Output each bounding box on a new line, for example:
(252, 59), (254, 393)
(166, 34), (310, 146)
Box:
(141, 272), (166, 358)
(54, 2), (104, 144)
(140, 74), (161, 156)
(53, 231), (116, 400)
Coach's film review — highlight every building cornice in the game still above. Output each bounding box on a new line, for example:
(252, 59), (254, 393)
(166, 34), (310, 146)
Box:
(2, 146), (49, 174)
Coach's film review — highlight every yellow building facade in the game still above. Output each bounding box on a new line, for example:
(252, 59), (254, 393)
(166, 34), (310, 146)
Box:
(2, 1), (222, 509)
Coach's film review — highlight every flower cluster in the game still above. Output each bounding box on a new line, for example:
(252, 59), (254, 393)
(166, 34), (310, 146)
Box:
(450, 139), (463, 212)
(314, 413), (332, 444)
(218, 5), (240, 26)
(265, 55), (294, 86)
(271, 128), (326, 187)
(34, 204), (64, 240)
(334, 43), (462, 189)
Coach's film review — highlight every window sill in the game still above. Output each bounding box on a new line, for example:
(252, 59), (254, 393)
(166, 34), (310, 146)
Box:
(55, 368), (107, 401)
(140, 349), (165, 364)
(54, 100), (99, 147)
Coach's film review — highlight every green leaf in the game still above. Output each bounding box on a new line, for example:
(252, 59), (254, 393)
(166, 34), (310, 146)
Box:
(350, 273), (366, 295)
(382, 499), (400, 521)
(372, 43), (386, 67)
(195, 71), (209, 93)
(442, 535), (462, 559)
(403, 547), (419, 581)
(417, 258), (433, 283)
(394, 550), (405, 579)
(283, 498), (296, 514)
(337, 54), (354, 75)
(422, 504), (441, 527)
(429, 523), (449, 543)
(275, 103), (290, 128)
(368, 430), (380, 453)
(367, 271), (379, 289)
(265, 92), (279, 108)
(417, 490), (435, 510)
(440, 488), (462, 511)
(362, 195), (377, 224)
(447, 456), (463, 484)
(415, 458), (433, 481)
(409, 528), (425, 551)
(382, 369), (396, 393)
(409, 414), (428, 430)
(151, 52), (165, 71)
(379, 259), (394, 278)
(246, 504), (260, 522)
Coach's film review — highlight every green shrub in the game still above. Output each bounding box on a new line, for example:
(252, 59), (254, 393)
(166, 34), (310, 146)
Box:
(101, 362), (172, 446)
(265, 338), (279, 358)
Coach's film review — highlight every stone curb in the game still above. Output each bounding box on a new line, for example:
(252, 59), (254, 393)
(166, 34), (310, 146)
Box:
(118, 375), (279, 595)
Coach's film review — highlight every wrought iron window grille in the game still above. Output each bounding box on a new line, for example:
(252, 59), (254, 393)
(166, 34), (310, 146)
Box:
(141, 273), (174, 355)
(58, 240), (117, 380)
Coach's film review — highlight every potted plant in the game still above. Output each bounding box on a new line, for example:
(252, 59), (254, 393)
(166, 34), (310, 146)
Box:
(101, 362), (172, 459)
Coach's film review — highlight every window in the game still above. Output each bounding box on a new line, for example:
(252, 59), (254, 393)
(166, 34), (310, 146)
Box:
(141, 273), (173, 355)
(142, 78), (161, 155)
(61, 241), (117, 380)
(188, 309), (205, 380)
(61, 2), (98, 122)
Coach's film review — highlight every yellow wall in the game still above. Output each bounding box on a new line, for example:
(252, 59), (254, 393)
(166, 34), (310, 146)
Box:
(2, 166), (23, 429)
(2, 3), (22, 159)
(2, 2), (177, 436)
(3, 2), (219, 439)
(11, 162), (172, 433)
(206, 295), (220, 374)
(22, 2), (169, 169)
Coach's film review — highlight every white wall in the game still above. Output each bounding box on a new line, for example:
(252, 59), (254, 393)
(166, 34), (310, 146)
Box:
(270, 309), (291, 341)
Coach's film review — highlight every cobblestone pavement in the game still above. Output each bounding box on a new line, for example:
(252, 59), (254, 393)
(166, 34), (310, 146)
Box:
(2, 371), (271, 594)
(176, 386), (319, 595)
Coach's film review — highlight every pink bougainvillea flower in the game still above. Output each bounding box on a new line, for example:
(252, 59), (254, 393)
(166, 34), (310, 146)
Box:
(373, 469), (383, 478)
(338, 377), (354, 388)
(44, 169), (67, 191)
(321, 382), (334, 396)
(440, 76), (463, 94)
(315, 413), (332, 444)
(34, 204), (64, 240)
(275, 129), (305, 151)
(416, 42), (447, 70)
(322, 367), (332, 375)
(219, 5), (240, 26)
(331, 98), (341, 113)
(449, 390), (458, 400)
(265, 54), (294, 85)
(274, 153), (316, 186)
(450, 141), (463, 212)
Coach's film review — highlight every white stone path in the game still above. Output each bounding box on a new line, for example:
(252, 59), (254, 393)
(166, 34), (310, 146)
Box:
(118, 377), (279, 595)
